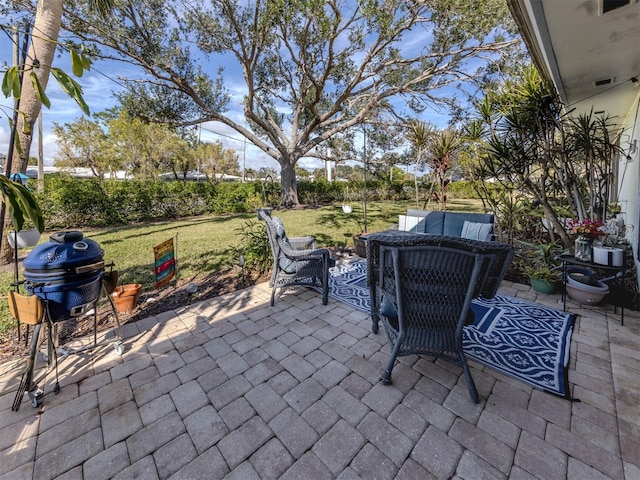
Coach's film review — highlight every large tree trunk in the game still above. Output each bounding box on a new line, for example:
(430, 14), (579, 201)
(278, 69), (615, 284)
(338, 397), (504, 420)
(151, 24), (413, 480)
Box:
(13, 0), (62, 173)
(279, 159), (299, 207)
(1, 0), (63, 265)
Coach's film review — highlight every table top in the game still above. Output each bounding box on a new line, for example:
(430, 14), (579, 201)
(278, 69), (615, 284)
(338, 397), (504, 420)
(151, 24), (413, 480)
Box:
(556, 252), (625, 271)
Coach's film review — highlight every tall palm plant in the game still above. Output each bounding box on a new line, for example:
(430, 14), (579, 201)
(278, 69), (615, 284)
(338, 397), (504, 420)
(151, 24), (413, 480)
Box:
(405, 120), (430, 207)
(424, 128), (463, 211)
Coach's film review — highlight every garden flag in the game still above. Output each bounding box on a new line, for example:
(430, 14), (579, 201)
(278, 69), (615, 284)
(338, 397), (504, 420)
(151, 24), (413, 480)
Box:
(154, 237), (176, 289)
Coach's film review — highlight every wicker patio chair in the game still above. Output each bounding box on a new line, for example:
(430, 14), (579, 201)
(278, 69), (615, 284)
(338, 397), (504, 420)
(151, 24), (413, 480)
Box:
(258, 208), (335, 305)
(375, 243), (507, 404)
(365, 232), (514, 334)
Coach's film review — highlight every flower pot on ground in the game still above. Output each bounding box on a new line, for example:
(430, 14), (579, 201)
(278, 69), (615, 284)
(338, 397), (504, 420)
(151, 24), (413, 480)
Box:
(565, 274), (609, 304)
(111, 283), (142, 313)
(525, 266), (560, 294)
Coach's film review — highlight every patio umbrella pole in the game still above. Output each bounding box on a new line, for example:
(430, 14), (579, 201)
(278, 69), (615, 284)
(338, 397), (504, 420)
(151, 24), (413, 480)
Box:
(363, 125), (368, 233)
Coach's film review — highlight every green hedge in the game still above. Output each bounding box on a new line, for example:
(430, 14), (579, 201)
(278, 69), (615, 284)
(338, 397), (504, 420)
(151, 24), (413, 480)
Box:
(32, 175), (480, 229)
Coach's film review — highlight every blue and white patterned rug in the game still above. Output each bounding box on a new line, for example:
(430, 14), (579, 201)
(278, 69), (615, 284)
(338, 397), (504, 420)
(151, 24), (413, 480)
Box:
(327, 261), (576, 398)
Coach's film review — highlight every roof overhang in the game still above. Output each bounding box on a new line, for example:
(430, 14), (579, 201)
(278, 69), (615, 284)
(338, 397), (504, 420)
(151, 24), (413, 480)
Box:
(507, 0), (640, 123)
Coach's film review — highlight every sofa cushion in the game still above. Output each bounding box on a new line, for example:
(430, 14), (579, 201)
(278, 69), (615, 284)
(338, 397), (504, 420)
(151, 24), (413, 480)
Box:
(398, 214), (422, 232)
(461, 220), (493, 241)
(443, 212), (493, 237)
(408, 210), (445, 234)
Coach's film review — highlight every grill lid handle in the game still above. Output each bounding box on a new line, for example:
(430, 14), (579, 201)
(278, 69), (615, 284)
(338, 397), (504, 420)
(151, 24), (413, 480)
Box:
(50, 231), (84, 243)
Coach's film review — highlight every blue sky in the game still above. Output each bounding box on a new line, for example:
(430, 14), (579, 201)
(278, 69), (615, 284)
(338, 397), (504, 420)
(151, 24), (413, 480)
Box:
(0, 9), (472, 175)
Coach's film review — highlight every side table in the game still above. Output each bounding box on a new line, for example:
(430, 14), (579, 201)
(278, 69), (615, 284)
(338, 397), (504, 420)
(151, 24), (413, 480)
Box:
(556, 252), (626, 325)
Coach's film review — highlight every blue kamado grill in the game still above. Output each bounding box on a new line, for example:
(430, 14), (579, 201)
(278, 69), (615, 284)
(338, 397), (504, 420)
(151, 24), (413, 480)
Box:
(23, 231), (105, 322)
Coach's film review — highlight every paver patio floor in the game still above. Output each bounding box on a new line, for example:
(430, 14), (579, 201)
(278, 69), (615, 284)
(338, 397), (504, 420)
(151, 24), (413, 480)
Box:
(1, 278), (638, 479)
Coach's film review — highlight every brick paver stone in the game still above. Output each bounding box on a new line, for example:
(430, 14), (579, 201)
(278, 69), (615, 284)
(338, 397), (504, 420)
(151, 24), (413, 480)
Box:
(403, 390), (456, 432)
(312, 360), (351, 389)
(449, 417), (514, 474)
(132, 372), (181, 407)
(170, 380), (209, 418)
(82, 441), (130, 480)
(351, 443), (399, 480)
(411, 425), (463, 480)
(280, 451), (334, 480)
(245, 383), (288, 422)
(184, 405), (229, 454)
(387, 404), (427, 441)
(216, 351), (251, 377)
(312, 419), (366, 474)
(358, 411), (413, 467)
(219, 396), (256, 430)
(110, 354), (154, 381)
(152, 432), (198, 479)
(249, 438), (295, 478)
(138, 394), (176, 427)
(98, 378), (134, 414)
(485, 394), (546, 438)
(175, 356), (217, 384)
(168, 445), (229, 480)
(456, 450), (508, 480)
(514, 430), (567, 480)
(477, 410), (521, 449)
(280, 354), (317, 381)
(35, 408), (100, 457)
(126, 411), (186, 463)
(128, 366), (160, 391)
(0, 436), (36, 477)
(33, 428), (103, 480)
(545, 423), (624, 479)
(395, 458), (436, 480)
(102, 401), (143, 448)
(302, 400), (341, 436)
(224, 461), (261, 480)
(322, 386), (370, 426)
(38, 391), (98, 433)
(283, 377), (327, 413)
(244, 358), (283, 386)
(217, 416), (273, 470)
(270, 408), (320, 459)
(361, 383), (404, 417)
(202, 337), (233, 360)
(111, 456), (159, 480)
(208, 375), (252, 410)
(153, 349), (186, 376)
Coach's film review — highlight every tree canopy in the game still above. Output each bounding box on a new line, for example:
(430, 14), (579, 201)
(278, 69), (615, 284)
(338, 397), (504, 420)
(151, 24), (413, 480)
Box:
(11, 0), (523, 206)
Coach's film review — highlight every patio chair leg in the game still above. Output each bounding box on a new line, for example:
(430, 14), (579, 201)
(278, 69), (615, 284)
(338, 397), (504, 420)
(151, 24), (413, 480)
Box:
(380, 339), (402, 385)
(460, 353), (479, 404)
(270, 285), (277, 306)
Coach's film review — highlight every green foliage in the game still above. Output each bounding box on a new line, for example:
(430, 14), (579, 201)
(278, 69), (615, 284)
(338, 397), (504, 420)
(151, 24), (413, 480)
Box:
(234, 219), (270, 276)
(0, 176), (45, 232)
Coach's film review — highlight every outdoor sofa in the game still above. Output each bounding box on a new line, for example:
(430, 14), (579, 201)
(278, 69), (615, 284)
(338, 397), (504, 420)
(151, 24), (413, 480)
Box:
(397, 208), (495, 241)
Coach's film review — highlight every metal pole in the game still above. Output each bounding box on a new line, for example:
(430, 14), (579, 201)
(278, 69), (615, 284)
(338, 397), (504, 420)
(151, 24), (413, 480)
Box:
(37, 112), (44, 192)
(242, 137), (247, 182)
(363, 125), (368, 233)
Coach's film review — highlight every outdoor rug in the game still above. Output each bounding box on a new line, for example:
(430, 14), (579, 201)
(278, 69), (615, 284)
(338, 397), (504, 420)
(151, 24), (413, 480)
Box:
(325, 260), (576, 398)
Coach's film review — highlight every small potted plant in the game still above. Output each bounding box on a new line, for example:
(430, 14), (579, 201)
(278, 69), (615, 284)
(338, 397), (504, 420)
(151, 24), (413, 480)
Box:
(525, 265), (561, 294)
(518, 239), (561, 294)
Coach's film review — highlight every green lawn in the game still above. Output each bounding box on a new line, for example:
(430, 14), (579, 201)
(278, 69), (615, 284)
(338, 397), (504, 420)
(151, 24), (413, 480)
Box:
(0, 199), (485, 333)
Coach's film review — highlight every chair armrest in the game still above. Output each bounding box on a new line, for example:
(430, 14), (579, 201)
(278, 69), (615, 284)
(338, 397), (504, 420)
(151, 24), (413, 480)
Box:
(289, 236), (317, 250)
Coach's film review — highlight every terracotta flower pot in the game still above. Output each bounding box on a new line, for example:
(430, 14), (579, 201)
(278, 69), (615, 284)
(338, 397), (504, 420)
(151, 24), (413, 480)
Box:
(111, 283), (142, 313)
